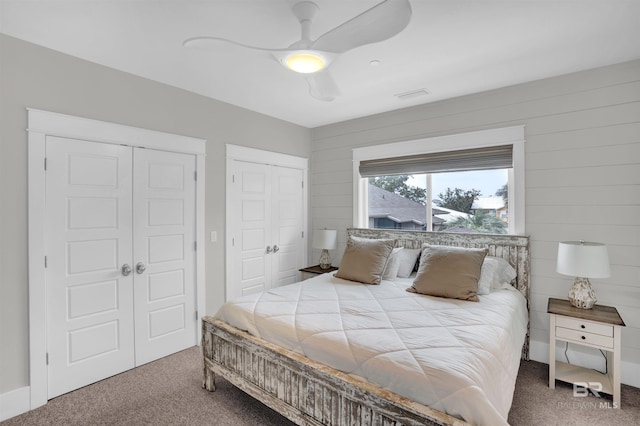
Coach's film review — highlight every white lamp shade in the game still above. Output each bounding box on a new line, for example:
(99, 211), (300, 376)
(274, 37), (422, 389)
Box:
(556, 241), (610, 278)
(312, 229), (337, 250)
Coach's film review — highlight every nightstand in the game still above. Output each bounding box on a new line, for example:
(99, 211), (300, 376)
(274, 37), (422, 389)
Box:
(548, 297), (625, 408)
(298, 264), (338, 281)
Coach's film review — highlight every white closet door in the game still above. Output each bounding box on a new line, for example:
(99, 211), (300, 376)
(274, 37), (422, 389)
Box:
(132, 148), (197, 365)
(271, 166), (304, 287)
(46, 139), (197, 397)
(229, 160), (272, 300)
(46, 137), (135, 398)
(228, 160), (304, 300)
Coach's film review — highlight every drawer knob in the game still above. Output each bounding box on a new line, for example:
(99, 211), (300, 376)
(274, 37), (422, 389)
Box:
(581, 335), (586, 340)
(581, 324), (586, 329)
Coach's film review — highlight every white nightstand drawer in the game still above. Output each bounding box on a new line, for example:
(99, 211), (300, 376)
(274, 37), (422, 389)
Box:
(556, 316), (613, 336)
(556, 326), (614, 349)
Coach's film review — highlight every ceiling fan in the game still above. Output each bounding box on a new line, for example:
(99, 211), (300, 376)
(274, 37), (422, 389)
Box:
(183, 0), (412, 101)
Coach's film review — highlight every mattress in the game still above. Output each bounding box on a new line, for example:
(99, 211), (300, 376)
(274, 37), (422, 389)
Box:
(216, 273), (528, 426)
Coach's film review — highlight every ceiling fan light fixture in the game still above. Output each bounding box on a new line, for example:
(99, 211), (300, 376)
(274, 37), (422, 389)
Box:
(285, 51), (326, 74)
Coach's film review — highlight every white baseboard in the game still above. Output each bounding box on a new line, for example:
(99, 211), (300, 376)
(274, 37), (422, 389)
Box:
(0, 386), (31, 421)
(530, 339), (640, 389)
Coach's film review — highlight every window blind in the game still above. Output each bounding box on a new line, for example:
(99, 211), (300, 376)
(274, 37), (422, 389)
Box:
(359, 144), (513, 177)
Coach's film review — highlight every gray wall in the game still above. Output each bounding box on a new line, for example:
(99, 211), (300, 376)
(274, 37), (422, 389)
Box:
(0, 34), (310, 394)
(310, 60), (640, 386)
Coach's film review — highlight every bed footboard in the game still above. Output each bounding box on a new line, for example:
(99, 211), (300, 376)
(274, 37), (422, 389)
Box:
(202, 317), (468, 426)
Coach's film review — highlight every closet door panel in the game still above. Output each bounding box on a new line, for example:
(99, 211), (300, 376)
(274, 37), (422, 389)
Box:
(132, 148), (197, 365)
(271, 166), (304, 288)
(229, 161), (272, 299)
(45, 136), (135, 398)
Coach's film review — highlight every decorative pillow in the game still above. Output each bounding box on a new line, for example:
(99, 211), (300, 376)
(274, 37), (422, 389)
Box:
(335, 236), (395, 284)
(477, 256), (518, 294)
(382, 247), (404, 281)
(395, 248), (421, 278)
(478, 257), (501, 295)
(407, 245), (488, 301)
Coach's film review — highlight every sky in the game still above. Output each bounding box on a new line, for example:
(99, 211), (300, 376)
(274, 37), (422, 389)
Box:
(407, 169), (508, 201)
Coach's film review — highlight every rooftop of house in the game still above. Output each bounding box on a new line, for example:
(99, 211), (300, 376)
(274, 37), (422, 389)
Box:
(368, 184), (469, 225)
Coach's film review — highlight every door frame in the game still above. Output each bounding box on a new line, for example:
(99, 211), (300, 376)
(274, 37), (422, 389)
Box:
(27, 108), (206, 409)
(225, 144), (308, 302)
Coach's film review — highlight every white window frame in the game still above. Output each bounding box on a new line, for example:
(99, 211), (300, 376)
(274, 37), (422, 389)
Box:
(352, 126), (525, 235)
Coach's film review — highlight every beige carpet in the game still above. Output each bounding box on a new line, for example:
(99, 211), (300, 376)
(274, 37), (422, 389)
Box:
(4, 346), (639, 425)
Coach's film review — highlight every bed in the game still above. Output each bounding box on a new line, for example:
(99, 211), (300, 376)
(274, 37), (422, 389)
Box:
(202, 228), (530, 426)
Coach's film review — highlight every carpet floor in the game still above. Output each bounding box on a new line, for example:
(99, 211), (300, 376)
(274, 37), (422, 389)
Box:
(3, 346), (639, 425)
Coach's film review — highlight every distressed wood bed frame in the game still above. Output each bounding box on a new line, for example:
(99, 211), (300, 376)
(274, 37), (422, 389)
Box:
(203, 228), (530, 426)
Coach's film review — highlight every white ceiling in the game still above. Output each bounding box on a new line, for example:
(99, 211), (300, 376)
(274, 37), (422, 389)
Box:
(2, 0), (639, 128)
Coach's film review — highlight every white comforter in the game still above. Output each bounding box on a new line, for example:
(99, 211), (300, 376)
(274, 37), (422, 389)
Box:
(216, 273), (528, 426)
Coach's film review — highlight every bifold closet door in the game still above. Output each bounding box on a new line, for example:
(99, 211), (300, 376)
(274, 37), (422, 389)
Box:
(46, 137), (197, 398)
(46, 136), (136, 398)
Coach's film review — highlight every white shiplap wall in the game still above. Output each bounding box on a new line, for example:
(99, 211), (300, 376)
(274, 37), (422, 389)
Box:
(309, 60), (640, 387)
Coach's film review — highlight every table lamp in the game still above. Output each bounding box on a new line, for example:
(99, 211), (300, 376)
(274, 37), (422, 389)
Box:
(556, 241), (610, 309)
(312, 229), (337, 270)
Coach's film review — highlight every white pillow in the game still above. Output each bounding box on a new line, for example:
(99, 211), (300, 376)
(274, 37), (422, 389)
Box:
(382, 247), (403, 280)
(396, 248), (421, 278)
(477, 256), (518, 295)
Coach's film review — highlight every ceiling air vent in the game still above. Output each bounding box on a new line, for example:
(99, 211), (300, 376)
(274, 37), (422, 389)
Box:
(395, 88), (430, 101)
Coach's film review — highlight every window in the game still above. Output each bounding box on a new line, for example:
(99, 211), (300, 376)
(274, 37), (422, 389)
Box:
(368, 169), (509, 234)
(353, 126), (525, 235)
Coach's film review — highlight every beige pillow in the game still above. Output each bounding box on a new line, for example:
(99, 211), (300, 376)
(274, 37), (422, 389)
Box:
(335, 236), (395, 284)
(407, 245), (488, 301)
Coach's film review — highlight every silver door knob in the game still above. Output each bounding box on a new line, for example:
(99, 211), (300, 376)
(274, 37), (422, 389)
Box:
(266, 246), (273, 254)
(272, 245), (279, 253)
(136, 262), (146, 274)
(121, 264), (132, 276)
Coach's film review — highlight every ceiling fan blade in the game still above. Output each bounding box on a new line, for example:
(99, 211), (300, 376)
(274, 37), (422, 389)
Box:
(183, 36), (288, 52)
(306, 70), (340, 102)
(311, 0), (412, 54)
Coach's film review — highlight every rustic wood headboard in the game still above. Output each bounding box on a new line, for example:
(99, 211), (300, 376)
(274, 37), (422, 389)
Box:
(347, 228), (531, 360)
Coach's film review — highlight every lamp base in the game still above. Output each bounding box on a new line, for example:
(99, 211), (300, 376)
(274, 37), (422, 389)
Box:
(319, 249), (332, 270)
(568, 277), (597, 309)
